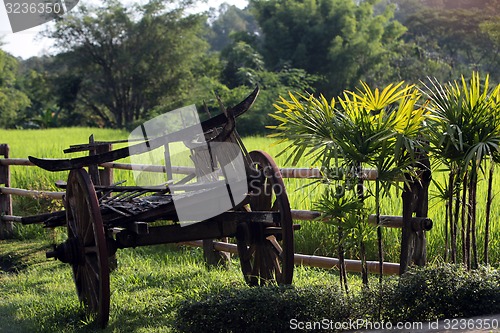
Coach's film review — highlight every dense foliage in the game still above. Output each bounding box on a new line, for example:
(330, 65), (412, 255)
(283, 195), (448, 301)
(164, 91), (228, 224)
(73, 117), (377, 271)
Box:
(0, 50), (30, 128)
(175, 265), (500, 332)
(252, 0), (408, 95)
(1, 0), (498, 133)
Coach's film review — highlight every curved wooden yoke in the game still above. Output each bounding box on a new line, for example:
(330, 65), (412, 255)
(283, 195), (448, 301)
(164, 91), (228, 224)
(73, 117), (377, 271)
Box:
(28, 87), (259, 172)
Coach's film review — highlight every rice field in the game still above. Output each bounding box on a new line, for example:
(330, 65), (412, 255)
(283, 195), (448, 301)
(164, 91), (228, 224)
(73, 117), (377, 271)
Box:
(1, 128), (500, 265)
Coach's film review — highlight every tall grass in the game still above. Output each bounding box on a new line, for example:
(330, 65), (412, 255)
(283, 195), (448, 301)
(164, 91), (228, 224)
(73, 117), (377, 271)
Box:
(1, 129), (500, 265)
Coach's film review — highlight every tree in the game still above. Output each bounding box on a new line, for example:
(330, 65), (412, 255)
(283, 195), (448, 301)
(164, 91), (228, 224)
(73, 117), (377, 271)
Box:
(423, 73), (500, 268)
(45, 0), (211, 128)
(0, 49), (30, 128)
(397, 2), (500, 82)
(210, 32), (318, 136)
(251, 0), (407, 95)
(221, 40), (265, 88)
(17, 56), (62, 128)
(206, 3), (260, 51)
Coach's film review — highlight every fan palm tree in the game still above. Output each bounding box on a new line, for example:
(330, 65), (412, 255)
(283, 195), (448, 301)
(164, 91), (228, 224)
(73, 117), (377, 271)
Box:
(423, 72), (500, 268)
(269, 81), (427, 286)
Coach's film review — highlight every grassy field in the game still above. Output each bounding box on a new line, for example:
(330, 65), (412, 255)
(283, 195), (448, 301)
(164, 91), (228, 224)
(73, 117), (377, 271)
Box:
(1, 127), (500, 331)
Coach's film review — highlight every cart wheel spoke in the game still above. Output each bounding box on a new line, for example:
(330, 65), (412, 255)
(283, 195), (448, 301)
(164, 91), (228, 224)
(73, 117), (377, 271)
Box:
(84, 246), (98, 254)
(83, 219), (94, 246)
(251, 249), (261, 279)
(267, 236), (283, 257)
(86, 256), (100, 280)
(271, 199), (279, 212)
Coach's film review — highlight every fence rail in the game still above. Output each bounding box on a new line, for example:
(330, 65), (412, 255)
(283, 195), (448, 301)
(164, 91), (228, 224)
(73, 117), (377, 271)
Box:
(0, 157), (382, 179)
(182, 240), (400, 275)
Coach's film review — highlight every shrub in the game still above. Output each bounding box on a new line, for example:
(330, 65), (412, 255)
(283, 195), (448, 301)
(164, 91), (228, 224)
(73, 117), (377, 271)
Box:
(383, 265), (500, 322)
(174, 285), (353, 332)
(175, 265), (500, 332)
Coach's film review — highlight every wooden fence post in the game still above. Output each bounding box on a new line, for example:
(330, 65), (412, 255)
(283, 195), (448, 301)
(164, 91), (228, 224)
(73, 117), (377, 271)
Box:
(203, 238), (231, 268)
(399, 153), (431, 274)
(87, 135), (113, 187)
(97, 143), (113, 187)
(0, 144), (13, 239)
(92, 140), (116, 270)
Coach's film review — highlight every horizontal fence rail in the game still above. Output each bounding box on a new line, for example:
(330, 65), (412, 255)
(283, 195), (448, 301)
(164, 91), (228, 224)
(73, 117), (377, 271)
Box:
(0, 187), (65, 200)
(182, 240), (400, 275)
(0, 157), (385, 180)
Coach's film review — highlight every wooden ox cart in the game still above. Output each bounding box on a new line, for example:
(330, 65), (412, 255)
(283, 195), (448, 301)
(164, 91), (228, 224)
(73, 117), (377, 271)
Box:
(22, 87), (295, 327)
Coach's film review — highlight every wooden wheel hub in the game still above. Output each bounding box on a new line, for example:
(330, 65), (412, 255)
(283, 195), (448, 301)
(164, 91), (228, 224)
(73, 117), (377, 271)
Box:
(46, 237), (85, 265)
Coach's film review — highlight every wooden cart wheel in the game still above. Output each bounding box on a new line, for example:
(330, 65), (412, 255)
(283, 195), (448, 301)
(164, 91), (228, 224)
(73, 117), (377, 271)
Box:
(236, 150), (294, 286)
(66, 168), (110, 328)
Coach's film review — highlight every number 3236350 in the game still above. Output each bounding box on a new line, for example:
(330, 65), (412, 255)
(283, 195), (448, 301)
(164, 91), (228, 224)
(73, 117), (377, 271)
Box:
(5, 2), (63, 15)
(443, 318), (499, 330)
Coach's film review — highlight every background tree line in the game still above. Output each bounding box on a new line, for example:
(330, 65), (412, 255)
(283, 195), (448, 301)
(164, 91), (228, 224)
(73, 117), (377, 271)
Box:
(0, 0), (498, 135)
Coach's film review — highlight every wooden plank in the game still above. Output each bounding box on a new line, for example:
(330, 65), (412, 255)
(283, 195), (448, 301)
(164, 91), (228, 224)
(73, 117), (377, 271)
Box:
(0, 158), (34, 166)
(97, 143), (113, 200)
(367, 215), (432, 231)
(0, 156), (402, 183)
(291, 210), (432, 230)
(20, 210), (66, 225)
(1, 215), (23, 223)
(279, 168), (380, 180)
(115, 219), (238, 248)
(99, 162), (196, 175)
(115, 211), (279, 248)
(0, 187), (64, 200)
(88, 134), (101, 186)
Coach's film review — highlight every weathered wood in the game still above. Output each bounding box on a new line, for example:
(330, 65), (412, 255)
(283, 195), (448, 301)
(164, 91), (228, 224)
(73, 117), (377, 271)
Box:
(0, 158), (34, 166)
(98, 143), (114, 186)
(115, 211), (279, 248)
(291, 210), (432, 231)
(0, 187), (65, 200)
(20, 210), (67, 225)
(116, 219), (238, 248)
(88, 135), (101, 186)
(399, 153), (432, 274)
(0, 156), (405, 183)
(413, 155), (431, 266)
(203, 238), (231, 268)
(63, 141), (116, 154)
(368, 215), (432, 231)
(0, 144), (13, 238)
(1, 215), (23, 223)
(99, 163), (195, 175)
(280, 168), (322, 179)
(181, 240), (400, 275)
(279, 168), (380, 180)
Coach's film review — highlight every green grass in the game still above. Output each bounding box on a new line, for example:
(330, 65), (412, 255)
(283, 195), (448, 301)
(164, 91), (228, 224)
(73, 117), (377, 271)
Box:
(0, 238), (350, 333)
(2, 128), (500, 263)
